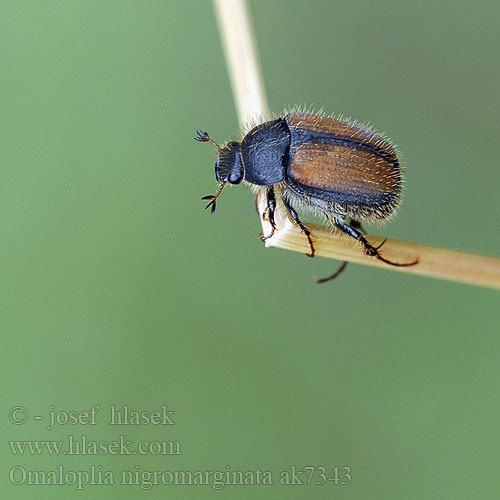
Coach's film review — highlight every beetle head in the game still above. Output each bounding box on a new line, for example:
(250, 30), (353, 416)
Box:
(196, 130), (243, 213)
(214, 141), (243, 185)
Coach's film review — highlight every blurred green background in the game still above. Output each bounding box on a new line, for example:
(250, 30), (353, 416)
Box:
(2, 1), (499, 498)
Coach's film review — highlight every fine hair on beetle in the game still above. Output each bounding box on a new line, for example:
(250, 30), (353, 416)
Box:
(196, 108), (418, 282)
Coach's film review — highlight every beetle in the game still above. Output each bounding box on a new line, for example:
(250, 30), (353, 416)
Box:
(196, 111), (418, 282)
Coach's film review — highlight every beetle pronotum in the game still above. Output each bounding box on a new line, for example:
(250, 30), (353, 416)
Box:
(196, 111), (418, 282)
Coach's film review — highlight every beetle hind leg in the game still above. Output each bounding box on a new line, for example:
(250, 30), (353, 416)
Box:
(334, 220), (418, 267)
(314, 261), (349, 284)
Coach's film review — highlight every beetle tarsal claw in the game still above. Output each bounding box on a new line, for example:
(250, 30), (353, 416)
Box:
(259, 224), (276, 242)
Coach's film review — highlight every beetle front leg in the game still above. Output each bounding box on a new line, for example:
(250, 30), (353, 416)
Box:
(259, 187), (277, 242)
(282, 198), (315, 258)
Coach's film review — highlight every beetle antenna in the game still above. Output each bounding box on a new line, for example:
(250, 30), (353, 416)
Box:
(194, 129), (223, 152)
(201, 182), (226, 214)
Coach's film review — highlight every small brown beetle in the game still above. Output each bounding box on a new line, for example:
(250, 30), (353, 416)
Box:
(196, 111), (418, 281)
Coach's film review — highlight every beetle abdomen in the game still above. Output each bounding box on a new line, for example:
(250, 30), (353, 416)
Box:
(285, 113), (402, 218)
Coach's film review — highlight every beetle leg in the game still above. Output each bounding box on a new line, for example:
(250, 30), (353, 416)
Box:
(334, 220), (418, 267)
(282, 199), (315, 258)
(311, 218), (367, 283)
(349, 219), (365, 232)
(314, 261), (349, 283)
(259, 187), (277, 242)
